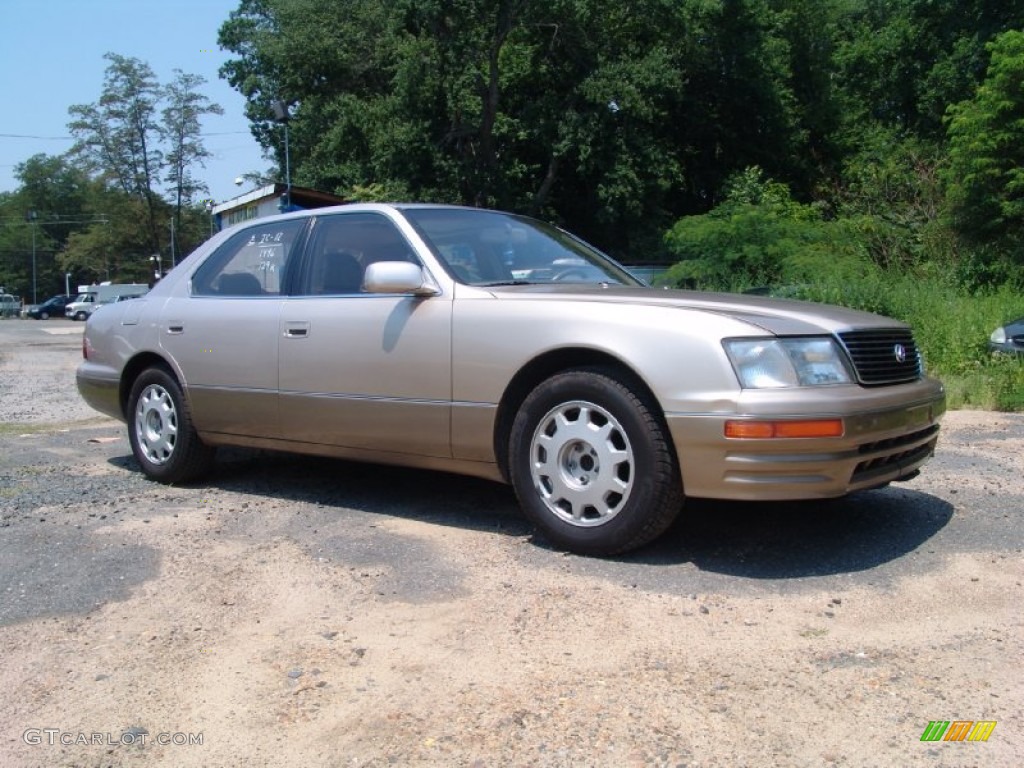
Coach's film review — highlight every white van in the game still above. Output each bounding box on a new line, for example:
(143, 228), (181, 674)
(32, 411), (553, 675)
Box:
(66, 283), (149, 321)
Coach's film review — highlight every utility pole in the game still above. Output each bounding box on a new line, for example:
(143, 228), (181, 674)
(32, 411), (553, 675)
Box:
(169, 218), (176, 268)
(26, 210), (38, 304)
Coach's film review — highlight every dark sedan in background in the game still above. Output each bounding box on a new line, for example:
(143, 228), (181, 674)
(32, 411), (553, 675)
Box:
(990, 317), (1024, 355)
(27, 294), (72, 320)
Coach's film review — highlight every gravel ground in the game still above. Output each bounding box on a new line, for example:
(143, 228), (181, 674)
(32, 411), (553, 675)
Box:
(0, 318), (1021, 767)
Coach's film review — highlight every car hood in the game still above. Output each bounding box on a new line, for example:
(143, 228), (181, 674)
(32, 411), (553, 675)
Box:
(485, 284), (905, 336)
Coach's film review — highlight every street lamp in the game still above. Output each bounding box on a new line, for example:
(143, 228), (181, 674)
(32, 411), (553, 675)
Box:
(271, 99), (291, 211)
(150, 253), (163, 281)
(26, 210), (38, 304)
(65, 272), (71, 297)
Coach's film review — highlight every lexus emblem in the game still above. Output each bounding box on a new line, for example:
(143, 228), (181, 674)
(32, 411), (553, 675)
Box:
(894, 343), (907, 363)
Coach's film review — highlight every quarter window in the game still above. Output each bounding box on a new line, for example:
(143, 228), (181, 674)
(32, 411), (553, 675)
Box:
(192, 219), (305, 296)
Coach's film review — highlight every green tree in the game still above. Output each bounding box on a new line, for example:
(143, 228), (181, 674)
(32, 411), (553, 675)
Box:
(68, 53), (166, 254)
(0, 155), (104, 300)
(62, 53), (222, 280)
(944, 29), (1024, 258)
(163, 70), (224, 263)
(219, 0), (815, 256)
(831, 0), (1024, 143)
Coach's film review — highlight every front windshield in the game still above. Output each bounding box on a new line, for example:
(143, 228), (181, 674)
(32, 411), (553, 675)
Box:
(402, 207), (641, 287)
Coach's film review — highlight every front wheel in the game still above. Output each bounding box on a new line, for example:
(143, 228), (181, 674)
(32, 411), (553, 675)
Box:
(74, 311), (87, 321)
(39, 311), (49, 320)
(509, 368), (683, 555)
(127, 367), (215, 483)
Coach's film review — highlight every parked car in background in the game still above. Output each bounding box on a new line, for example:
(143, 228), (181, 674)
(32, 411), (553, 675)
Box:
(66, 283), (149, 320)
(990, 317), (1024, 355)
(27, 294), (72, 320)
(0, 293), (22, 318)
(76, 203), (946, 556)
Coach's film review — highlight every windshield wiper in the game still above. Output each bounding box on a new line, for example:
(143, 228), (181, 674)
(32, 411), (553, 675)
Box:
(479, 280), (535, 286)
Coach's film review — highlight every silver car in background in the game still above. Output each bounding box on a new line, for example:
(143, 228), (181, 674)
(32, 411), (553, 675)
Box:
(77, 204), (945, 555)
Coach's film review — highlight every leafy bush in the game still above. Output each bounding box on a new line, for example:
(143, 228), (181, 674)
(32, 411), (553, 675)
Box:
(663, 168), (866, 290)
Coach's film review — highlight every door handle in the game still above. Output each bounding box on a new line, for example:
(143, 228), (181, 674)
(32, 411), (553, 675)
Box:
(283, 321), (310, 338)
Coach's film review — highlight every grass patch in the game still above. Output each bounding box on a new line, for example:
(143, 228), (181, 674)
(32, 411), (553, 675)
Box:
(0, 423), (55, 436)
(0, 417), (117, 436)
(943, 361), (1024, 410)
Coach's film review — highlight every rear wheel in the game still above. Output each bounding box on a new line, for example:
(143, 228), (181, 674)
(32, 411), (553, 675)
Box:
(509, 368), (683, 555)
(127, 367), (215, 483)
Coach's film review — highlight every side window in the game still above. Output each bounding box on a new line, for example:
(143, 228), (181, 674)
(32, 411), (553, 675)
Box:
(192, 219), (305, 297)
(300, 212), (418, 296)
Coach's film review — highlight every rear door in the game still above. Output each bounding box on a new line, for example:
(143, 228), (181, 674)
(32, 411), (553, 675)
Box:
(159, 218), (307, 439)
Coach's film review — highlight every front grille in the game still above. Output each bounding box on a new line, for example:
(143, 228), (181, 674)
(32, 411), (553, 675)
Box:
(837, 329), (922, 386)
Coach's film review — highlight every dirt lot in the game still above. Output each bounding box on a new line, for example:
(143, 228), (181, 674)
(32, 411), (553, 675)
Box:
(0, 318), (1021, 767)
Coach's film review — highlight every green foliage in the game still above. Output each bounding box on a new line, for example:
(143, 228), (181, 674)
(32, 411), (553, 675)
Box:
(214, 0), (1018, 262)
(0, 155), (98, 300)
(831, 0), (1024, 142)
(217, 0), (829, 256)
(663, 167), (872, 289)
(944, 30), (1024, 268)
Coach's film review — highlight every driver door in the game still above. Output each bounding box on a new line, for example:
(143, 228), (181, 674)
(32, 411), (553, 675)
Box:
(278, 211), (453, 457)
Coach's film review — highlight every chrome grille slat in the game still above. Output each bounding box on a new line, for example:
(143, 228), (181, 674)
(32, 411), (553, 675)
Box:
(837, 329), (922, 386)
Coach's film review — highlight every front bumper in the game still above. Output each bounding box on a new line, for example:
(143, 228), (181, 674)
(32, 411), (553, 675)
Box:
(666, 377), (945, 500)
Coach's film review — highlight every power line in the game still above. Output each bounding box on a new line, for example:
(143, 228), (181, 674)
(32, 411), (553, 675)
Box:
(0, 133), (74, 140)
(0, 215), (109, 226)
(1, 131), (252, 140)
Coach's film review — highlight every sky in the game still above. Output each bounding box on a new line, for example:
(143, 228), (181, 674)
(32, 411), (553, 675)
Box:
(0, 0), (269, 206)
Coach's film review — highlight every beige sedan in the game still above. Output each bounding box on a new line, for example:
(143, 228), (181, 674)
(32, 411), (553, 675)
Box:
(77, 204), (945, 555)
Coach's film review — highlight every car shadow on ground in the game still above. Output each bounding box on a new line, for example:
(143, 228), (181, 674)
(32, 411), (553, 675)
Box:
(110, 448), (531, 536)
(619, 488), (955, 579)
(109, 449), (954, 580)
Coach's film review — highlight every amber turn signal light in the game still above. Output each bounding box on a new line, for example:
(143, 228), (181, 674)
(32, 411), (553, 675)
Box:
(724, 419), (844, 439)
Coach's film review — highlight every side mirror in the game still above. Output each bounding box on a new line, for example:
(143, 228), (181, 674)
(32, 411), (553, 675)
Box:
(363, 262), (439, 296)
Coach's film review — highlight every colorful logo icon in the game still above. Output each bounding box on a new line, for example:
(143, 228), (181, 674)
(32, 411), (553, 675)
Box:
(920, 721), (996, 742)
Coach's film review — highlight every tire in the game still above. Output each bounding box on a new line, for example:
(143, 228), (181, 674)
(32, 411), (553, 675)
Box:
(40, 311), (49, 320)
(74, 311), (87, 321)
(127, 367), (215, 483)
(508, 368), (683, 556)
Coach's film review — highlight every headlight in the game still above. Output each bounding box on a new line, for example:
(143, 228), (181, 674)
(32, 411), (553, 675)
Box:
(990, 327), (1007, 344)
(723, 338), (853, 388)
